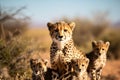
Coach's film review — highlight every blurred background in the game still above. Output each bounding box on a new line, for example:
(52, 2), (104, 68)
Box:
(0, 0), (120, 80)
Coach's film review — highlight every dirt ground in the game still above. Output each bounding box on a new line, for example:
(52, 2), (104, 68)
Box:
(102, 60), (120, 80)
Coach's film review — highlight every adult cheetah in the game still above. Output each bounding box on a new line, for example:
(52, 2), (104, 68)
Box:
(47, 21), (85, 76)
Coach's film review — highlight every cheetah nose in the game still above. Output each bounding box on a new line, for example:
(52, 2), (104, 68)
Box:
(58, 36), (63, 38)
(98, 53), (101, 56)
(35, 71), (39, 74)
(78, 69), (81, 72)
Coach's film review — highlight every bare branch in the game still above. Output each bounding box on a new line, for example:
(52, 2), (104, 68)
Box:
(0, 6), (26, 23)
(11, 6), (26, 16)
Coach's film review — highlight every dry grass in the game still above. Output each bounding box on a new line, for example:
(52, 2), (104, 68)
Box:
(24, 28), (51, 65)
(1, 28), (120, 80)
(22, 28), (51, 54)
(26, 28), (120, 80)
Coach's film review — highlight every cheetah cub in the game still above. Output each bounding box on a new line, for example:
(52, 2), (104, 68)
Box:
(60, 57), (89, 80)
(86, 40), (110, 80)
(30, 58), (59, 80)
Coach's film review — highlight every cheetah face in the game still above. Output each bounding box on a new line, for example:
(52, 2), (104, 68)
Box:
(92, 40), (110, 56)
(30, 59), (48, 75)
(71, 58), (89, 74)
(47, 21), (75, 42)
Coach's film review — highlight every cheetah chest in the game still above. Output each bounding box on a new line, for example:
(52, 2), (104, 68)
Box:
(94, 55), (106, 69)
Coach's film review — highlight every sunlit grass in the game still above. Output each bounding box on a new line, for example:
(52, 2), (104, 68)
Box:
(23, 28), (52, 52)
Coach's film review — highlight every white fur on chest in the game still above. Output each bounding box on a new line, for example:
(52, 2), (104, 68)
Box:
(94, 54), (106, 68)
(77, 72), (87, 80)
(57, 41), (65, 50)
(53, 38), (66, 50)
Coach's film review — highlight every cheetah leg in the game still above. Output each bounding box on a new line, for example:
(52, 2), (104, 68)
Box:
(91, 69), (96, 80)
(52, 71), (59, 80)
(96, 69), (102, 80)
(59, 71), (72, 80)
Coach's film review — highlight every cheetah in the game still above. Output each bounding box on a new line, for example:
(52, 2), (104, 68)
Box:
(30, 58), (59, 80)
(47, 21), (85, 76)
(59, 57), (89, 80)
(86, 40), (110, 80)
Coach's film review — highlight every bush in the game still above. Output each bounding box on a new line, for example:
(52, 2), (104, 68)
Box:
(61, 16), (120, 59)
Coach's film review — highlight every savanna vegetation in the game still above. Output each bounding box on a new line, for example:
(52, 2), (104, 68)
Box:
(0, 6), (120, 80)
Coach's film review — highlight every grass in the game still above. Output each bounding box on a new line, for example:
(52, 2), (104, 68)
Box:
(24, 28), (51, 52)
(25, 28), (120, 80)
(0, 28), (120, 80)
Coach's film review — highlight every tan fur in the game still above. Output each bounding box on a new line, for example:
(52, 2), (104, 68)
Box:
(60, 57), (89, 80)
(30, 58), (47, 80)
(87, 40), (110, 80)
(47, 21), (85, 76)
(30, 58), (59, 80)
(47, 21), (75, 50)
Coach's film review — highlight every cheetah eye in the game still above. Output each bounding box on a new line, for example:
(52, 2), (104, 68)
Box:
(33, 65), (35, 67)
(64, 29), (67, 32)
(102, 48), (104, 50)
(82, 64), (84, 67)
(39, 65), (42, 68)
(55, 29), (58, 32)
(96, 48), (99, 51)
(75, 64), (78, 67)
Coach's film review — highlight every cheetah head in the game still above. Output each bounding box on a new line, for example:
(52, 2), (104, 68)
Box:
(30, 58), (48, 75)
(70, 58), (89, 74)
(47, 21), (75, 42)
(92, 40), (110, 56)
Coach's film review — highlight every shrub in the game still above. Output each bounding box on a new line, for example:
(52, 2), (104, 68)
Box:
(61, 16), (120, 59)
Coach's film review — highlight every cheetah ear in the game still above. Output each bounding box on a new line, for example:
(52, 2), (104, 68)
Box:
(30, 59), (33, 65)
(47, 22), (54, 31)
(39, 58), (48, 65)
(71, 59), (76, 64)
(30, 59), (36, 65)
(44, 59), (48, 66)
(86, 58), (89, 64)
(92, 40), (97, 48)
(105, 41), (110, 47)
(69, 22), (75, 31)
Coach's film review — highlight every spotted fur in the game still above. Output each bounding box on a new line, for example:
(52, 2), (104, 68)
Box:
(47, 21), (85, 76)
(59, 57), (89, 80)
(30, 58), (59, 80)
(86, 40), (110, 80)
